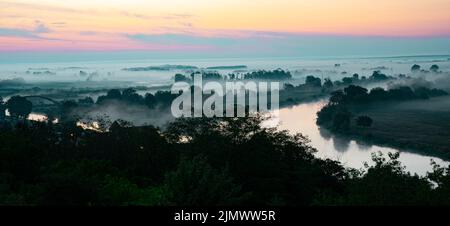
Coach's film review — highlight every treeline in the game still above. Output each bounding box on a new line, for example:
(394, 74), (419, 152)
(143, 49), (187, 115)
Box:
(61, 70), (397, 122)
(1, 116), (450, 205)
(0, 69), (397, 122)
(242, 69), (292, 80)
(278, 70), (397, 106)
(0, 89), (179, 123)
(58, 88), (178, 122)
(411, 64), (441, 73)
(174, 69), (292, 82)
(282, 71), (394, 94)
(316, 85), (448, 132)
(327, 85), (447, 105)
(95, 88), (177, 108)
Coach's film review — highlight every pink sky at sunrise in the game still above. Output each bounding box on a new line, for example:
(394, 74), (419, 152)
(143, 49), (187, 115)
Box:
(1, 0), (450, 53)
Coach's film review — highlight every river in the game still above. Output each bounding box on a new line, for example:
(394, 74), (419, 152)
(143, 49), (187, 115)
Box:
(273, 99), (449, 176)
(25, 99), (449, 176)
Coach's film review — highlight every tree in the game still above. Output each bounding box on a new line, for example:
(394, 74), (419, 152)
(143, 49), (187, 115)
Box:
(369, 87), (388, 101)
(107, 89), (122, 99)
(305, 75), (321, 87)
(243, 69), (292, 80)
(78, 97), (94, 105)
(430, 65), (439, 73)
(0, 96), (5, 120)
(316, 104), (338, 125)
(144, 93), (156, 108)
(6, 96), (32, 119)
(344, 85), (368, 102)
(342, 77), (353, 85)
(370, 71), (389, 80)
(330, 152), (434, 205)
(162, 156), (247, 206)
(174, 74), (190, 82)
(283, 83), (295, 90)
(411, 64), (421, 72)
(97, 89), (122, 104)
(154, 91), (177, 107)
(356, 116), (373, 127)
(388, 86), (416, 100)
(122, 88), (144, 104)
(323, 78), (333, 90)
(332, 109), (351, 131)
(60, 100), (78, 122)
(329, 90), (345, 105)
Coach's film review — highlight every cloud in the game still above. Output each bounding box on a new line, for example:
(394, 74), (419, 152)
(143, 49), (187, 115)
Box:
(126, 30), (292, 46)
(125, 30), (450, 57)
(0, 1), (91, 14)
(120, 12), (195, 21)
(51, 22), (67, 28)
(0, 20), (53, 39)
(126, 33), (238, 47)
(34, 20), (52, 33)
(164, 13), (194, 20)
(0, 21), (61, 41)
(178, 22), (193, 28)
(120, 12), (150, 19)
(0, 28), (41, 39)
(79, 31), (100, 36)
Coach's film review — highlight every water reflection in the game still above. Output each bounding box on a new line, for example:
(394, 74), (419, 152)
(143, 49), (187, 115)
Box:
(332, 136), (351, 153)
(275, 100), (449, 175)
(24, 102), (450, 175)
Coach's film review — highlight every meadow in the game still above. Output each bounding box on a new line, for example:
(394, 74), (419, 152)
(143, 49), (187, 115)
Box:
(349, 96), (450, 159)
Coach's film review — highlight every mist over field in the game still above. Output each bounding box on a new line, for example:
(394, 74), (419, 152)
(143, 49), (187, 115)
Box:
(2, 0), (450, 211)
(74, 100), (175, 128)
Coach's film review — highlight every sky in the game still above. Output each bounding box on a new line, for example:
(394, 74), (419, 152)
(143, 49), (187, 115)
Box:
(1, 0), (450, 58)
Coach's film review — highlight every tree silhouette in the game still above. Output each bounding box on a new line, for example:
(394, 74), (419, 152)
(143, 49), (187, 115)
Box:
(411, 64), (421, 72)
(6, 96), (32, 119)
(323, 78), (333, 90)
(0, 96), (6, 120)
(430, 65), (439, 73)
(305, 75), (322, 87)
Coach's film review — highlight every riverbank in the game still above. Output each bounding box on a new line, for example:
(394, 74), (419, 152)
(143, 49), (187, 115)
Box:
(336, 96), (450, 160)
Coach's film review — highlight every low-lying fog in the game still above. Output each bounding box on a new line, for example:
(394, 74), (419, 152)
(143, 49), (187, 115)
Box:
(2, 55), (450, 88)
(2, 55), (450, 175)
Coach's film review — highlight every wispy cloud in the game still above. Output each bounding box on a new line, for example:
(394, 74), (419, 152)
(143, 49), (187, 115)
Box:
(34, 20), (52, 33)
(0, 21), (56, 40)
(127, 33), (237, 47)
(79, 31), (101, 36)
(0, 1), (93, 14)
(120, 11), (195, 21)
(51, 22), (67, 28)
(164, 13), (194, 20)
(0, 28), (41, 39)
(125, 30), (450, 57)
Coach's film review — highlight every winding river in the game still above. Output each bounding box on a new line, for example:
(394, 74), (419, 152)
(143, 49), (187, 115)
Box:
(274, 99), (449, 175)
(26, 98), (448, 176)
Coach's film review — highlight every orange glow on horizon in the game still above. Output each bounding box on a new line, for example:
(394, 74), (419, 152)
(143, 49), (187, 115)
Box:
(1, 0), (449, 51)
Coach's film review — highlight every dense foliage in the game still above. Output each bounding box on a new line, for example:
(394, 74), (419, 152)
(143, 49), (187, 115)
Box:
(172, 69), (293, 82)
(243, 69), (292, 80)
(316, 85), (448, 131)
(1, 116), (450, 206)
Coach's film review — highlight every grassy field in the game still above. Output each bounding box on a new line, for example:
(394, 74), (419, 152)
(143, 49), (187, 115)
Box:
(348, 96), (450, 160)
